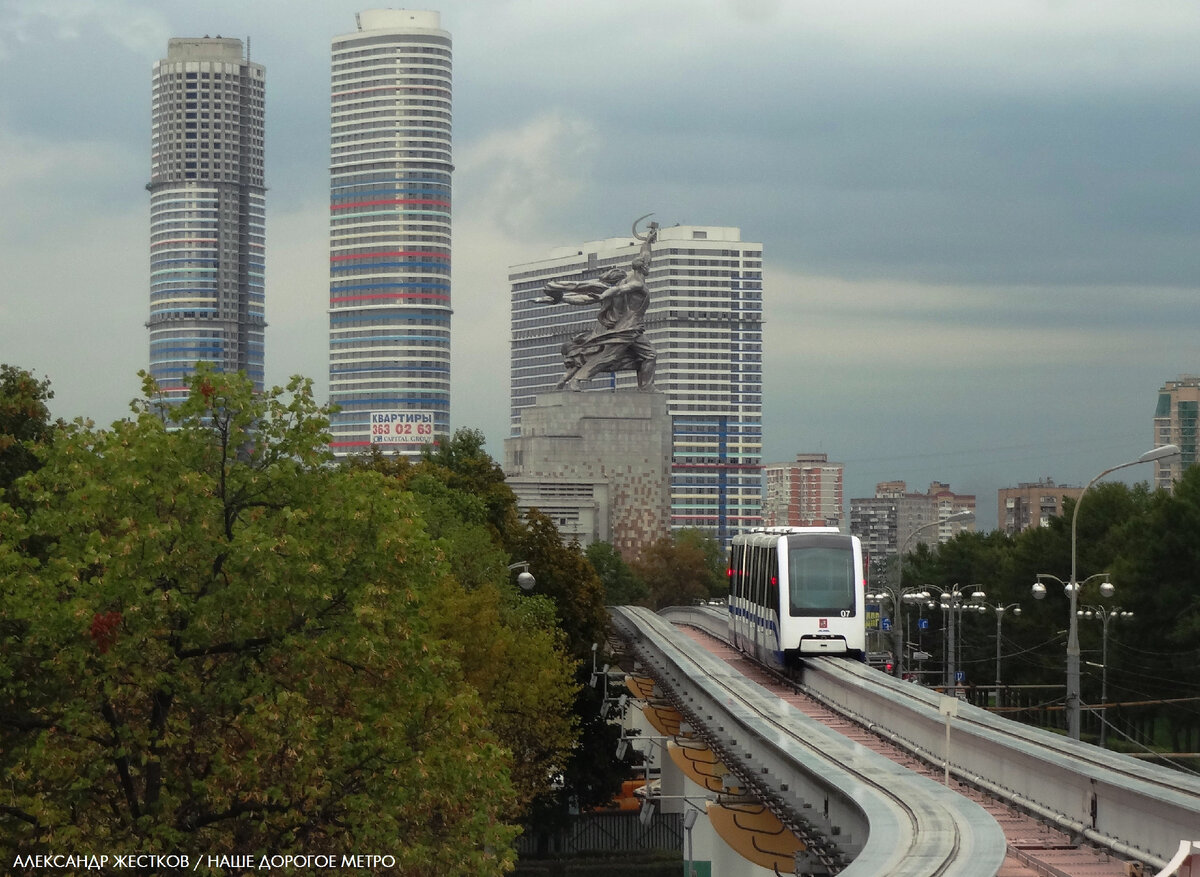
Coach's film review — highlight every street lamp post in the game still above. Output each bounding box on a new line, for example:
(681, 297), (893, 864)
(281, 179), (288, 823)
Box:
(919, 583), (985, 693)
(508, 561), (536, 591)
(1034, 444), (1178, 741)
(1080, 604), (1133, 748)
(865, 586), (927, 676)
(974, 602), (1021, 698)
(886, 510), (974, 676)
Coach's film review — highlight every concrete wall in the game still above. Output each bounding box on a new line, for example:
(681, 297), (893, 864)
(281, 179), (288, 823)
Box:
(505, 391), (671, 558)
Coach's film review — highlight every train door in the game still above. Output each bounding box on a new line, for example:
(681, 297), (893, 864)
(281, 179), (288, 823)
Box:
(728, 542), (745, 650)
(741, 541), (755, 651)
(766, 545), (780, 660)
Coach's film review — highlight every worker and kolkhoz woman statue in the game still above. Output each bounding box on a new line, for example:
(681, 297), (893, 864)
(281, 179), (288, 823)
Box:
(540, 214), (659, 392)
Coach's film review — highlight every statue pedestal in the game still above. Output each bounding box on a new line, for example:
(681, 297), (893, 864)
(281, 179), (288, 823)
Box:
(504, 391), (671, 558)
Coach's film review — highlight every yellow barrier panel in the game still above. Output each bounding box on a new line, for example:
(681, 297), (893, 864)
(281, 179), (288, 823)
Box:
(667, 740), (741, 795)
(706, 800), (805, 871)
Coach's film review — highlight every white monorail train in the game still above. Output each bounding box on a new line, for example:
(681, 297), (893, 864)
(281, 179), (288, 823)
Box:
(728, 527), (866, 668)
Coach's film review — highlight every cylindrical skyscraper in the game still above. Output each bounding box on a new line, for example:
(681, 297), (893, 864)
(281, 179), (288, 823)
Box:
(148, 37), (266, 402)
(328, 10), (452, 455)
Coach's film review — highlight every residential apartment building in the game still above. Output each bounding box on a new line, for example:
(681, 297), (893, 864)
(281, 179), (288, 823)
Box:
(763, 453), (844, 529)
(1153, 376), (1200, 490)
(328, 10), (452, 455)
(509, 225), (763, 547)
(850, 481), (975, 575)
(148, 37), (265, 402)
(997, 479), (1084, 535)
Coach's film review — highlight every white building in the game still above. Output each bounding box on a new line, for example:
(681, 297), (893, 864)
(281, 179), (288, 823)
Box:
(148, 38), (265, 402)
(509, 225), (763, 547)
(328, 10), (452, 455)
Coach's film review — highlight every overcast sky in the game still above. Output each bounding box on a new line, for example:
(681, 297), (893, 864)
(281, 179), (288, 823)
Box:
(2, 0), (1197, 530)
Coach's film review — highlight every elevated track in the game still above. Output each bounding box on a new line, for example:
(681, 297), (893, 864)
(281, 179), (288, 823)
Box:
(611, 604), (1200, 875)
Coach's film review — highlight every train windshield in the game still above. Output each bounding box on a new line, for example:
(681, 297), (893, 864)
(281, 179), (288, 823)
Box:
(787, 537), (856, 616)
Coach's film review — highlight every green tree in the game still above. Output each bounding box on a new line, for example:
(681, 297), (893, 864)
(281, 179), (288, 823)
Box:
(585, 541), (649, 606)
(395, 472), (580, 814)
(0, 364), (59, 497)
(352, 436), (627, 823)
(508, 512), (624, 823)
(348, 441), (604, 821)
(1109, 468), (1200, 749)
(0, 368), (517, 874)
(420, 428), (523, 542)
(633, 529), (725, 610)
(676, 528), (725, 598)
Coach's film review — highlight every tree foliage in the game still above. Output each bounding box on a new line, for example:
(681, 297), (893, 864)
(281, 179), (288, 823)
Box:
(347, 431), (619, 820)
(0, 364), (59, 498)
(632, 528), (725, 610)
(585, 541), (648, 606)
(907, 474), (1200, 748)
(0, 368), (525, 873)
(419, 427), (524, 542)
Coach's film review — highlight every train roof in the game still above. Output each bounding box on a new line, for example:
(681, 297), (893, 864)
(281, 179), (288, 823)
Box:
(732, 527), (855, 546)
(738, 527), (843, 536)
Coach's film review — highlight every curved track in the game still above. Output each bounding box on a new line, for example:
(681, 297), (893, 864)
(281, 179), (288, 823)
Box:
(612, 606), (1008, 876)
(659, 603), (1200, 875)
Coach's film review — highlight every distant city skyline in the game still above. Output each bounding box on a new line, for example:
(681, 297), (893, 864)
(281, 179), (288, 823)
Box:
(2, 1), (1196, 533)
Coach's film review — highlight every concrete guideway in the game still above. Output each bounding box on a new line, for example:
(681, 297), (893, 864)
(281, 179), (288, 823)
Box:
(657, 604), (1200, 875)
(611, 606), (1009, 876)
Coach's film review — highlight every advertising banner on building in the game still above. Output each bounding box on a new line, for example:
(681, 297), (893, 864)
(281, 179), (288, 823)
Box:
(369, 410), (435, 444)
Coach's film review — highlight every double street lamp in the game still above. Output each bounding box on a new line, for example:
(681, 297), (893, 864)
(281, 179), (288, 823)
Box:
(918, 583), (985, 692)
(1033, 443), (1179, 741)
(1079, 604), (1134, 748)
(879, 510), (975, 677)
(974, 601), (1021, 689)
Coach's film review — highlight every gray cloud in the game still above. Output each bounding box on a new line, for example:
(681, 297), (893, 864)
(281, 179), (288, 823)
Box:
(2, 0), (1197, 530)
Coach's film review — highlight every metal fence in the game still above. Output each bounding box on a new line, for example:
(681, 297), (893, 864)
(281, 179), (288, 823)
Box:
(516, 811), (683, 858)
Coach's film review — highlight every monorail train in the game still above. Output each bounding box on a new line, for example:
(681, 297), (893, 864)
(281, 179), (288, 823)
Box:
(727, 527), (866, 669)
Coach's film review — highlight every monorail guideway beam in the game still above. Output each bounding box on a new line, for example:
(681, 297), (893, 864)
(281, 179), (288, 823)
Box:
(658, 604), (1200, 874)
(611, 606), (1009, 876)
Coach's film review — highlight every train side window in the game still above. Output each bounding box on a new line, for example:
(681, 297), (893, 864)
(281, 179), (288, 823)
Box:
(744, 545), (757, 606)
(760, 547), (772, 609)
